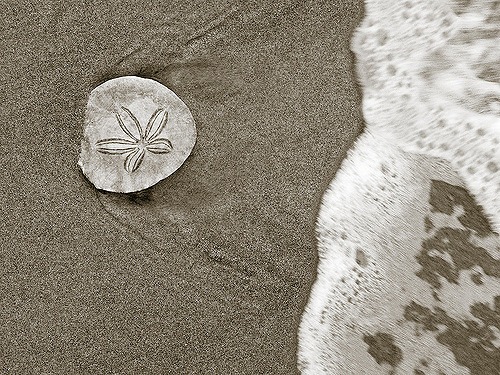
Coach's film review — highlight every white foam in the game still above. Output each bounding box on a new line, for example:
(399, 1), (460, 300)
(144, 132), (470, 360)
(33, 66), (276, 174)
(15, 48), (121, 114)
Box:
(298, 132), (419, 373)
(298, 0), (500, 373)
(354, 0), (500, 230)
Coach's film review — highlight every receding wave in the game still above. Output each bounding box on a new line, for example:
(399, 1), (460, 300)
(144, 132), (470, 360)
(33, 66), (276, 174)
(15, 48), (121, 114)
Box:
(298, 1), (500, 373)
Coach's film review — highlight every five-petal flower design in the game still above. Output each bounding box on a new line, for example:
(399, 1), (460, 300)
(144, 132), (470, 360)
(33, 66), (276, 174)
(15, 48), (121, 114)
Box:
(96, 106), (173, 173)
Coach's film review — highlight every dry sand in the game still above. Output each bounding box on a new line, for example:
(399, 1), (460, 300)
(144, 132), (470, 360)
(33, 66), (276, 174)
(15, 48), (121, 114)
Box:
(0, 1), (364, 373)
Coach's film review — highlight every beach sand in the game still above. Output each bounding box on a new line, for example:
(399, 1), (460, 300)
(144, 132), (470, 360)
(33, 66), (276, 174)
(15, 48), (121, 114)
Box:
(0, 1), (364, 373)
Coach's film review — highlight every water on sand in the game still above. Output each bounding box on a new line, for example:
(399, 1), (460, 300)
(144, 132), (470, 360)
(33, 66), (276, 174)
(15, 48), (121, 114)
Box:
(298, 1), (500, 373)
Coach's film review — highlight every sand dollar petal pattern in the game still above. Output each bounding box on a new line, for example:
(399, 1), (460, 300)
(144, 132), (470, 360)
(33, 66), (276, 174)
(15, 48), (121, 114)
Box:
(144, 108), (169, 142)
(146, 138), (173, 154)
(95, 138), (137, 155)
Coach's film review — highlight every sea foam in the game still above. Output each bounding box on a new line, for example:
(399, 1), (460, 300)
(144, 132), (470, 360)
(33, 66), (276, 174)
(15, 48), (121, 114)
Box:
(298, 0), (500, 373)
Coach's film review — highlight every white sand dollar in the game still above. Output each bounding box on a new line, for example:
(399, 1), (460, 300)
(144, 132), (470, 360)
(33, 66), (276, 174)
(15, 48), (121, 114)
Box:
(78, 76), (196, 193)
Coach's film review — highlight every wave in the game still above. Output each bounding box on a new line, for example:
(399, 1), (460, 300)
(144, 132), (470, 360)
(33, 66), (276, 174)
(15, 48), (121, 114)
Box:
(298, 1), (500, 373)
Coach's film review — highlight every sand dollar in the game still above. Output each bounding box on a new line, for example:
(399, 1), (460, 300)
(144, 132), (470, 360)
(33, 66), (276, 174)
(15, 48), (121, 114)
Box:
(78, 76), (196, 193)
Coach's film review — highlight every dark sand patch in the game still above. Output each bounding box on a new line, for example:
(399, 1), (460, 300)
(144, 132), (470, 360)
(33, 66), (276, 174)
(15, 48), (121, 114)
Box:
(404, 298), (500, 375)
(429, 180), (493, 237)
(363, 332), (402, 369)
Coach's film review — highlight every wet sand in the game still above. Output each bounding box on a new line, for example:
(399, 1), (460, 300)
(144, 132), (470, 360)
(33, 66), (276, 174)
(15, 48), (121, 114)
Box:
(0, 1), (364, 373)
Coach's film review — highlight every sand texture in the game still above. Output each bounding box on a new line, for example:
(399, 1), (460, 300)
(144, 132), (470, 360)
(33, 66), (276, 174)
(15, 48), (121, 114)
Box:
(0, 1), (364, 373)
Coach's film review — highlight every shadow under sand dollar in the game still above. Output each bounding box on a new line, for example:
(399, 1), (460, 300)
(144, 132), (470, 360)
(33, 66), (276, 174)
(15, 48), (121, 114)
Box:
(298, 0), (500, 373)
